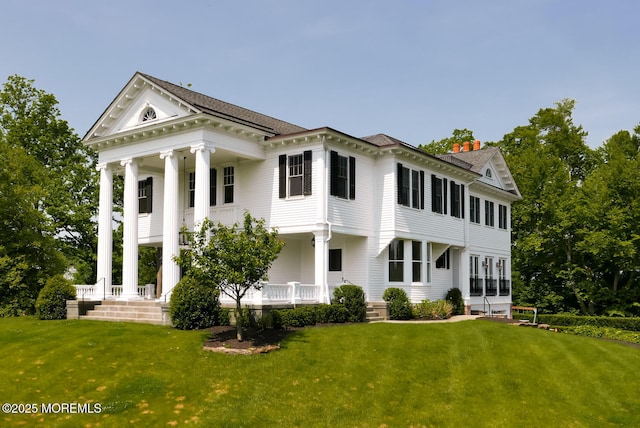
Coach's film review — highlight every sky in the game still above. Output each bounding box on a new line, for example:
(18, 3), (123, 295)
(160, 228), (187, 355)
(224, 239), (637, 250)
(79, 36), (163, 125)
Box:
(1, 0), (638, 149)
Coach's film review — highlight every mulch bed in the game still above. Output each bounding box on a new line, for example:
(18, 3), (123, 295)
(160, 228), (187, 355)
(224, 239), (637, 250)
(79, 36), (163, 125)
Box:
(202, 325), (298, 354)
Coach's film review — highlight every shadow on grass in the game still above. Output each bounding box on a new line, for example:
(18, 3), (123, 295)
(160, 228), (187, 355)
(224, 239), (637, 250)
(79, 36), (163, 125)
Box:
(204, 325), (308, 350)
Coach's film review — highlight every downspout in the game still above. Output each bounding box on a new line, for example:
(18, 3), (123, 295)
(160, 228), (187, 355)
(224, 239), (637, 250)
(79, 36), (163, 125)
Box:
(321, 136), (332, 303)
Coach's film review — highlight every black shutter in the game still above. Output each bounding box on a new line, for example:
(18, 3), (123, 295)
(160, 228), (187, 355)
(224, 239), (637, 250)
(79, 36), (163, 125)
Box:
(330, 151), (339, 196)
(349, 156), (356, 199)
(443, 178), (448, 214)
(431, 174), (437, 212)
(145, 177), (153, 213)
(303, 150), (312, 195)
(279, 154), (286, 199)
(397, 163), (404, 204)
(461, 184), (465, 219)
(419, 171), (424, 210)
(450, 180), (456, 217)
(210, 168), (217, 206)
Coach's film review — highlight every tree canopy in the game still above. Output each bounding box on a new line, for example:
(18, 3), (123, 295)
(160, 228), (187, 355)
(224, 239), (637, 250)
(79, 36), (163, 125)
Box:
(0, 75), (97, 315)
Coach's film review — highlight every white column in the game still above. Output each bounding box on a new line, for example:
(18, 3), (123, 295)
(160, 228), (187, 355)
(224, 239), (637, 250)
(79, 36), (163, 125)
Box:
(314, 228), (329, 303)
(120, 158), (140, 300)
(96, 163), (113, 299)
(190, 143), (214, 228)
(160, 150), (180, 299)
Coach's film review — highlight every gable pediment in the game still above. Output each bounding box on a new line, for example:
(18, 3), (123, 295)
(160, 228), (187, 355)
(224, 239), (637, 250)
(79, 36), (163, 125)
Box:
(84, 73), (198, 140)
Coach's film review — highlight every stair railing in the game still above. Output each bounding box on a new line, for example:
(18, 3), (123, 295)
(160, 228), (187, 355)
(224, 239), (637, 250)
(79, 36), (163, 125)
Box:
(483, 296), (492, 318)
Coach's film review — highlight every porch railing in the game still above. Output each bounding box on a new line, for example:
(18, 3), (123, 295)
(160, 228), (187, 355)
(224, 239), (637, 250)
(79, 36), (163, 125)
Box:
(219, 282), (322, 305)
(485, 278), (498, 296)
(73, 284), (154, 299)
(470, 277), (483, 296)
(499, 279), (511, 296)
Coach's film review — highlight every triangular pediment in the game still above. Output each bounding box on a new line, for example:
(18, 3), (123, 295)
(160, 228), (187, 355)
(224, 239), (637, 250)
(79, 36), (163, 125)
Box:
(447, 147), (521, 198)
(84, 73), (199, 140)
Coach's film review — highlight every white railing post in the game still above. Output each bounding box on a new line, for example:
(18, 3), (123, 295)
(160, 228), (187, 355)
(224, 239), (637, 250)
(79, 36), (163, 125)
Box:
(288, 281), (301, 304)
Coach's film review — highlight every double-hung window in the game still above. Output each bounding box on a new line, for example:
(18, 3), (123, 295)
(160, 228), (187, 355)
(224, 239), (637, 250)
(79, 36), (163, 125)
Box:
(431, 174), (447, 214)
(450, 180), (464, 218)
(223, 166), (234, 204)
(412, 241), (422, 282)
(279, 151), (312, 198)
(397, 163), (424, 209)
(498, 204), (508, 229)
(485, 200), (495, 226)
(138, 177), (153, 214)
(330, 151), (356, 199)
(470, 196), (481, 224)
(388, 239), (404, 282)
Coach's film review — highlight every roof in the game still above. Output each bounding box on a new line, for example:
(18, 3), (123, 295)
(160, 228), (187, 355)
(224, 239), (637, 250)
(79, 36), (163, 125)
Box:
(437, 146), (501, 173)
(360, 133), (407, 147)
(139, 73), (307, 136)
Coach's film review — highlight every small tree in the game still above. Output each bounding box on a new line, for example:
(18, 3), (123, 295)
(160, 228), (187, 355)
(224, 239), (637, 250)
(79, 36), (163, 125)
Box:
(175, 212), (284, 341)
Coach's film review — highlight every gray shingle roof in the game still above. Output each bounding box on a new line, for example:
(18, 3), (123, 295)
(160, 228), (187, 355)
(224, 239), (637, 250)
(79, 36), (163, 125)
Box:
(439, 146), (501, 173)
(139, 73), (307, 136)
(360, 133), (406, 147)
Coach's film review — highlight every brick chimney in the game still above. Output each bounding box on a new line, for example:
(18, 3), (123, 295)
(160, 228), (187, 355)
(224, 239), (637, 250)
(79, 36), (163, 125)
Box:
(473, 140), (481, 150)
(453, 143), (461, 153)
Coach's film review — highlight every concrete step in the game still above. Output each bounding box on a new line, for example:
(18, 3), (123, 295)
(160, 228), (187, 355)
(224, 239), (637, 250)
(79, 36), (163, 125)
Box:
(81, 315), (165, 325)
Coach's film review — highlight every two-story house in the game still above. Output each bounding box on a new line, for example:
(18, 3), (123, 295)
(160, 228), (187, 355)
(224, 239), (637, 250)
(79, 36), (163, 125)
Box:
(76, 72), (520, 322)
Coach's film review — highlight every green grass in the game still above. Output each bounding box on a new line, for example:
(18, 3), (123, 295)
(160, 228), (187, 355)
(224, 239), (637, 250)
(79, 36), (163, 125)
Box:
(1, 318), (639, 427)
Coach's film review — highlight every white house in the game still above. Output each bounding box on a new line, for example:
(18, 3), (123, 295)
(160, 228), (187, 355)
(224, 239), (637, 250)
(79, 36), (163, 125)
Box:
(76, 72), (521, 321)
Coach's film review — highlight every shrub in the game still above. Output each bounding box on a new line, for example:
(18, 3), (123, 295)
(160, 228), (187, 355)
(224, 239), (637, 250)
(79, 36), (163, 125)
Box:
(520, 314), (640, 332)
(414, 299), (453, 320)
(382, 287), (413, 320)
(316, 304), (350, 324)
(271, 305), (350, 329)
(169, 276), (222, 330)
(35, 275), (76, 320)
(333, 284), (367, 323)
(445, 288), (465, 315)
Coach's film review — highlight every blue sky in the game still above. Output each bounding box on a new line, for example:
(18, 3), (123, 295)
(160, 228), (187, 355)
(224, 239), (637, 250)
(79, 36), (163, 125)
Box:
(1, 0), (638, 148)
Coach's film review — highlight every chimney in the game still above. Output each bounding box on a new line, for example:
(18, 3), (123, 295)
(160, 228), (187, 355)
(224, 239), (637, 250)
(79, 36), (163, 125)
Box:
(453, 143), (460, 153)
(473, 140), (481, 151)
(463, 141), (471, 152)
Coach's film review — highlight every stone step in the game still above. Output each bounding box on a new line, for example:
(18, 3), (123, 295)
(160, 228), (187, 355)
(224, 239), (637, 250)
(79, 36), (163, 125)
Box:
(81, 301), (166, 325)
(81, 315), (165, 325)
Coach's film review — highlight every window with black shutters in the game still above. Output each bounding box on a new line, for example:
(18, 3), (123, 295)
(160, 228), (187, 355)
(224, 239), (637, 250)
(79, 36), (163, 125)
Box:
(470, 196), (481, 224)
(279, 151), (312, 198)
(397, 163), (424, 209)
(388, 239), (404, 282)
(330, 151), (355, 199)
(450, 181), (464, 218)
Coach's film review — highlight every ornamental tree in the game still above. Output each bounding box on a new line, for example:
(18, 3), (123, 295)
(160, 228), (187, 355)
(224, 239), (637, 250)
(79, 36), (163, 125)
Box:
(175, 212), (284, 340)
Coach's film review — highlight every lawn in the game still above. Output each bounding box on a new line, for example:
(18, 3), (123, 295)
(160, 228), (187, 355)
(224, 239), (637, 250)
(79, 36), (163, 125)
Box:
(1, 317), (639, 427)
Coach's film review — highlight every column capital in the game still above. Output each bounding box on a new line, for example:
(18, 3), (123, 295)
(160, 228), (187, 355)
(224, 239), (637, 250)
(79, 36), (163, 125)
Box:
(159, 150), (175, 160)
(120, 157), (136, 167)
(190, 142), (216, 154)
(96, 162), (111, 172)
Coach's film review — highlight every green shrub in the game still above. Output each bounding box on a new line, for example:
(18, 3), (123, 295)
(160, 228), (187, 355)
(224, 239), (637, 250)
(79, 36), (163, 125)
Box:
(382, 287), (413, 320)
(271, 304), (350, 328)
(169, 276), (222, 330)
(414, 299), (453, 320)
(561, 325), (640, 344)
(35, 275), (76, 320)
(316, 304), (349, 323)
(445, 288), (465, 315)
(333, 284), (367, 323)
(518, 314), (640, 332)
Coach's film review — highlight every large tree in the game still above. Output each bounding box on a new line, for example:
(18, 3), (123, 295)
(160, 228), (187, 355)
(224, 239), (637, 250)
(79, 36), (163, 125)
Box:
(0, 75), (97, 314)
(175, 212), (284, 340)
(499, 99), (601, 313)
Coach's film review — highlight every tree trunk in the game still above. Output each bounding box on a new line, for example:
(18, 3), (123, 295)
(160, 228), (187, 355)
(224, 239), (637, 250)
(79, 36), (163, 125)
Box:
(235, 298), (243, 341)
